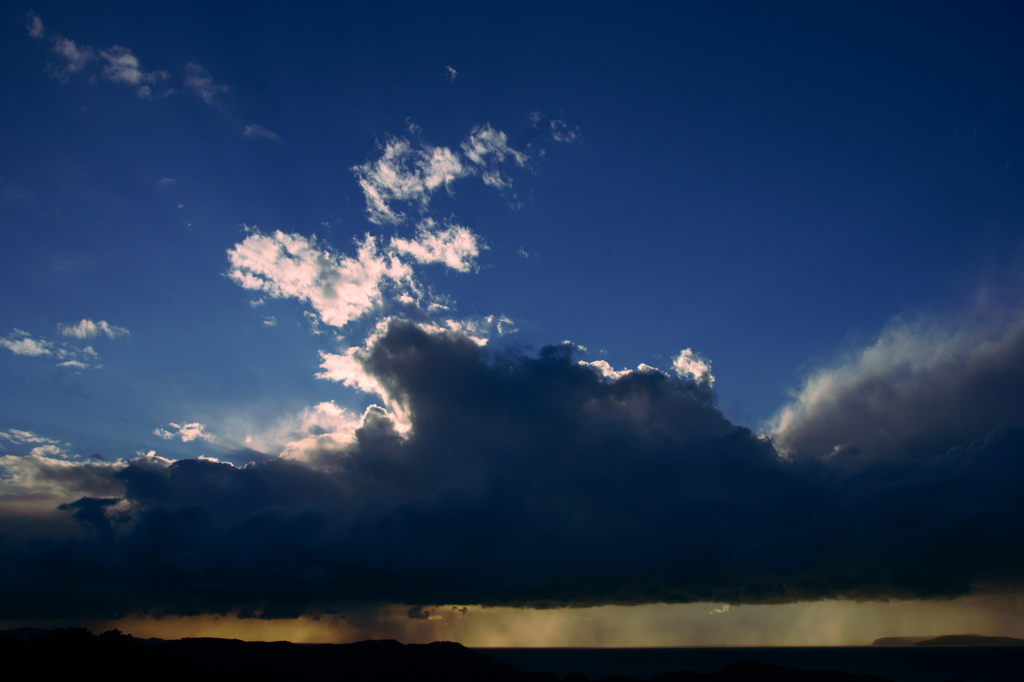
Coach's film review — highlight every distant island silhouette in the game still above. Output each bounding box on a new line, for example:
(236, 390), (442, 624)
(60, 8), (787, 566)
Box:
(872, 634), (1024, 647)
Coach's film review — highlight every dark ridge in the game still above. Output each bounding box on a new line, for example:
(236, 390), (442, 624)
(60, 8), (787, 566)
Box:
(0, 631), (900, 682)
(0, 627), (51, 642)
(914, 634), (1024, 647)
(871, 636), (933, 646)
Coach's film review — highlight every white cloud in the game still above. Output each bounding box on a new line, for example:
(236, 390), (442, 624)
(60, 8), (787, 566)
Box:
(353, 138), (470, 224)
(549, 119), (582, 144)
(460, 124), (526, 167)
(318, 347), (387, 398)
(159, 177), (176, 186)
(244, 123), (282, 142)
(49, 36), (94, 81)
(672, 348), (714, 386)
(390, 219), (483, 272)
(1, 329), (103, 369)
(769, 308), (1024, 460)
(99, 46), (170, 97)
(352, 124), (529, 225)
(154, 422), (217, 443)
(0, 429), (61, 446)
(0, 454), (127, 499)
(227, 229), (414, 329)
(29, 443), (66, 458)
(0, 329), (53, 356)
(579, 360), (631, 381)
(263, 317), (277, 327)
(58, 319), (130, 339)
(26, 12), (44, 39)
(446, 65), (457, 83)
(184, 62), (229, 104)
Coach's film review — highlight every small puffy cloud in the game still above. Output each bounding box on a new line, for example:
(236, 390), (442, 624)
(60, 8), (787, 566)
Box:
(184, 62), (229, 104)
(49, 35), (94, 82)
(353, 138), (469, 225)
(549, 119), (582, 144)
(0, 329), (95, 367)
(445, 65), (457, 82)
(29, 444), (66, 458)
(227, 229), (414, 329)
(263, 317), (277, 327)
(98, 46), (170, 97)
(1, 329), (53, 356)
(460, 124), (526, 167)
(26, 12), (44, 39)
(244, 124), (282, 142)
(154, 422), (217, 443)
(352, 123), (530, 225)
(58, 319), (130, 339)
(673, 348), (714, 386)
(159, 178), (176, 186)
(390, 219), (483, 272)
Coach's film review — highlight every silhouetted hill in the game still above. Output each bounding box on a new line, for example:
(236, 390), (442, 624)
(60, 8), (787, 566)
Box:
(872, 633), (1024, 647)
(0, 627), (51, 642)
(571, 660), (894, 682)
(870, 636), (933, 646)
(0, 631), (904, 682)
(914, 634), (1024, 647)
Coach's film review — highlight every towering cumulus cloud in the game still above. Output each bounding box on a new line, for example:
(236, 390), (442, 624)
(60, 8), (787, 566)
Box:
(2, 318), (1024, 619)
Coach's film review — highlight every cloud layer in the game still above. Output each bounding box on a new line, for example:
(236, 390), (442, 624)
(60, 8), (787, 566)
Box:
(2, 317), (1024, 619)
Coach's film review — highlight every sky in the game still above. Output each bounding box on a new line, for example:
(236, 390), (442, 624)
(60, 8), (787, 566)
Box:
(1, 2), (1024, 645)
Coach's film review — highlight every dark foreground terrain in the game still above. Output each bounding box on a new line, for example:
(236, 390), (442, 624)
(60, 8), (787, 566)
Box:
(0, 628), (978, 682)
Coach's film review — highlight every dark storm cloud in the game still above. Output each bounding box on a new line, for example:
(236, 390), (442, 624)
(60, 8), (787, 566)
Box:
(2, 320), (1024, 619)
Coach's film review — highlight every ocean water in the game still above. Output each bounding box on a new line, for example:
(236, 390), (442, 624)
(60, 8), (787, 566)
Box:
(476, 646), (1024, 682)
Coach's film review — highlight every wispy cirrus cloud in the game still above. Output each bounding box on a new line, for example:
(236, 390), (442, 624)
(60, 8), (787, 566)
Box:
(243, 123), (282, 142)
(184, 61), (230, 104)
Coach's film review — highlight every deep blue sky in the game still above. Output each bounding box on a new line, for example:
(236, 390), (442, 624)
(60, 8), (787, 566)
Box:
(2, 2), (1024, 640)
(3, 2), (1022, 452)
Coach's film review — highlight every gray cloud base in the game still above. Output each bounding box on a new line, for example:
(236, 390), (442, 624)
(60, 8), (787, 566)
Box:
(2, 321), (1023, 619)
